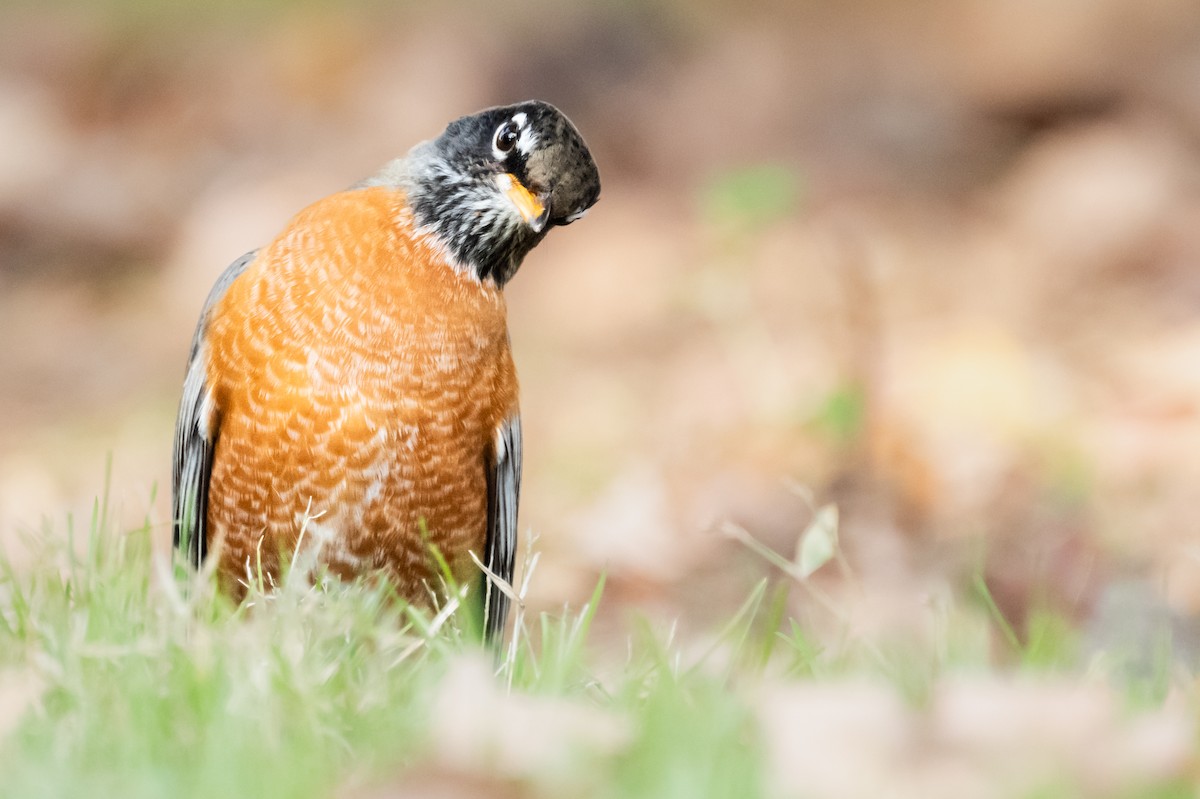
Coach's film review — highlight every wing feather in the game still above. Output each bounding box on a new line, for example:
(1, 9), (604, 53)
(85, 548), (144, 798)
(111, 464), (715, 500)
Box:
(171, 250), (257, 567)
(483, 413), (522, 645)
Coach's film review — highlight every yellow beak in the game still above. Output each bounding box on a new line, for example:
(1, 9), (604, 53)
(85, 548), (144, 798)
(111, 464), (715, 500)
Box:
(499, 173), (549, 232)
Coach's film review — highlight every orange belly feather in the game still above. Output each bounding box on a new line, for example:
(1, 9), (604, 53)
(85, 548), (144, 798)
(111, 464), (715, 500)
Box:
(203, 186), (518, 601)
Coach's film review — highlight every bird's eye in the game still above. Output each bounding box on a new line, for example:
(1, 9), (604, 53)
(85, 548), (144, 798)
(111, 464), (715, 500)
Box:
(494, 121), (519, 154)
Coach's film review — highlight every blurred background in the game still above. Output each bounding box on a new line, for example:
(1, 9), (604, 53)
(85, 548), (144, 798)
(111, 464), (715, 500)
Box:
(3, 0), (1200, 653)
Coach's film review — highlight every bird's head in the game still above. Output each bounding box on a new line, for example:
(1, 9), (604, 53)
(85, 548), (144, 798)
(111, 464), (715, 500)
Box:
(395, 100), (600, 286)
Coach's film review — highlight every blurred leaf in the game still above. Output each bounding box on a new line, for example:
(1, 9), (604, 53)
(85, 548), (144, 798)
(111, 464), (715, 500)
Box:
(809, 383), (867, 445)
(1021, 610), (1077, 670)
(701, 164), (801, 232)
(776, 619), (822, 678)
(722, 521), (798, 578)
(973, 572), (1021, 653)
(796, 504), (838, 578)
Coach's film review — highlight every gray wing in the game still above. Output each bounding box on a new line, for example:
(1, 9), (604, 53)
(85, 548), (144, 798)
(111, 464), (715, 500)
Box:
(171, 250), (258, 567)
(483, 413), (522, 645)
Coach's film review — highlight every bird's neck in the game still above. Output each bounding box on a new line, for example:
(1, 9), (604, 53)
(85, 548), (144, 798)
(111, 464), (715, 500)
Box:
(408, 174), (538, 287)
(366, 150), (537, 287)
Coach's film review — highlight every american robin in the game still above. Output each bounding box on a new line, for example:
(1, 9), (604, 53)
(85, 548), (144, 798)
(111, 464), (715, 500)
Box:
(172, 101), (600, 642)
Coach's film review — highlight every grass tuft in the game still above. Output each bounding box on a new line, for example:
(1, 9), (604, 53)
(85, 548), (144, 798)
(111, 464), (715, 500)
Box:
(0, 488), (1193, 798)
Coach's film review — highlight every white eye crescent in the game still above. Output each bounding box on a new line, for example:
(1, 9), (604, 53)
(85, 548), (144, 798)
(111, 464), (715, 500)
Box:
(492, 112), (539, 160)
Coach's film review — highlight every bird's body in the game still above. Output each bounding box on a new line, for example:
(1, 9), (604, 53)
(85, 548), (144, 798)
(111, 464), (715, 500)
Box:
(203, 187), (517, 598)
(172, 102), (599, 641)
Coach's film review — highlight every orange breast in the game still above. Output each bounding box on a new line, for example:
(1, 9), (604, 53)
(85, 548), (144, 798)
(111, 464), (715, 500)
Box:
(203, 186), (518, 601)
